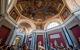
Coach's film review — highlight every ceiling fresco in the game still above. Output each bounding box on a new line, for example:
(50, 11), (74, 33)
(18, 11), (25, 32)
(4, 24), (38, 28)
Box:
(9, 7), (19, 22)
(16, 0), (64, 21)
(9, 0), (71, 30)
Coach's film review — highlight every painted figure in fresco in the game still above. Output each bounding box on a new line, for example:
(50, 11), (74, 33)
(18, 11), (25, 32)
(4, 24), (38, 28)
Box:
(38, 41), (45, 50)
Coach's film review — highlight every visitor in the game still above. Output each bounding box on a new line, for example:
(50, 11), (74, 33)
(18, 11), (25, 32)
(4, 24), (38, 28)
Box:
(50, 43), (55, 50)
(2, 45), (8, 50)
(10, 45), (17, 50)
(69, 45), (74, 50)
(0, 45), (3, 50)
(22, 43), (28, 50)
(38, 41), (45, 50)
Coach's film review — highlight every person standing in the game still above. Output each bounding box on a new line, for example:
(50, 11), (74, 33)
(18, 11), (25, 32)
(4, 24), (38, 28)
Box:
(22, 43), (28, 50)
(50, 43), (54, 50)
(38, 41), (45, 50)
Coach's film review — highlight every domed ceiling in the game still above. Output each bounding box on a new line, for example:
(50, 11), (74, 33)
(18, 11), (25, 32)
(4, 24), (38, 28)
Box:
(9, 0), (71, 30)
(16, 0), (64, 21)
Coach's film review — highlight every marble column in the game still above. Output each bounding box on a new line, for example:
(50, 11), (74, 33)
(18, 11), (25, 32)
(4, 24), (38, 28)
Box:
(0, 0), (8, 15)
(31, 32), (36, 50)
(44, 31), (49, 50)
(5, 26), (16, 46)
(62, 27), (73, 48)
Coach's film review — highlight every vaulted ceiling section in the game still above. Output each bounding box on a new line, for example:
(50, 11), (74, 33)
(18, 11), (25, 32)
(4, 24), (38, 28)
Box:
(16, 0), (64, 21)
(9, 0), (71, 30)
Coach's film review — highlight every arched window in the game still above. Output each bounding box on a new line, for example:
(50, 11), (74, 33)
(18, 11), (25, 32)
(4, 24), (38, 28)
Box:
(47, 22), (60, 29)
